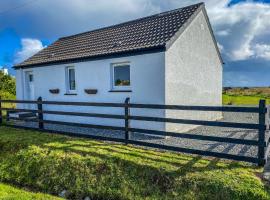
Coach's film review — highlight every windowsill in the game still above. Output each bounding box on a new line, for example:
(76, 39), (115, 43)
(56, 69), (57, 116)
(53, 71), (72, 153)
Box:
(109, 90), (132, 93)
(64, 93), (77, 95)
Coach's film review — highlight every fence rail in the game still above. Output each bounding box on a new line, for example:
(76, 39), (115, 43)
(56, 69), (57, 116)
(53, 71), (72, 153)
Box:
(0, 97), (269, 166)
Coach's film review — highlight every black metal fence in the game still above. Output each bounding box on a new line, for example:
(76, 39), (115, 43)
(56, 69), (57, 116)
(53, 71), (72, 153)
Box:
(0, 97), (269, 166)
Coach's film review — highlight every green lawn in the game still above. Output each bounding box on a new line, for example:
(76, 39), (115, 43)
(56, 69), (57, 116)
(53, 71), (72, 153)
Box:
(0, 182), (62, 200)
(0, 126), (269, 199)
(223, 94), (270, 105)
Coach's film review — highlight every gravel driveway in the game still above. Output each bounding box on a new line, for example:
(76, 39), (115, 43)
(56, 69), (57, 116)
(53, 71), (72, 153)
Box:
(11, 110), (268, 159)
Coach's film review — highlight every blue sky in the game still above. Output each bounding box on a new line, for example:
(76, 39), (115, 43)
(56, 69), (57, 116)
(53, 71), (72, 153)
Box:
(1, 0), (270, 87)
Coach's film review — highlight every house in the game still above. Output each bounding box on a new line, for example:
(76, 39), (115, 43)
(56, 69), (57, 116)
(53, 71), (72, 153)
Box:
(14, 2), (223, 132)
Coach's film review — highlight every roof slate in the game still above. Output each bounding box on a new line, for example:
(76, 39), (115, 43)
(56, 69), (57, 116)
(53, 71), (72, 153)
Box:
(15, 2), (203, 68)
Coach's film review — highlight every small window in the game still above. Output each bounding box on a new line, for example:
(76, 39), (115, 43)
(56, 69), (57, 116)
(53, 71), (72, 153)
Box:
(112, 63), (130, 90)
(66, 67), (76, 93)
(29, 74), (33, 82)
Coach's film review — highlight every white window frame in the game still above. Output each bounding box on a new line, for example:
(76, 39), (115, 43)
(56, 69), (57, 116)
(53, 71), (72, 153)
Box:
(111, 62), (131, 91)
(65, 66), (77, 94)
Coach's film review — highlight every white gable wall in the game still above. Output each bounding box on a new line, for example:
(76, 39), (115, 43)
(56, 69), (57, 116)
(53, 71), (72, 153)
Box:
(165, 10), (223, 132)
(16, 52), (166, 130)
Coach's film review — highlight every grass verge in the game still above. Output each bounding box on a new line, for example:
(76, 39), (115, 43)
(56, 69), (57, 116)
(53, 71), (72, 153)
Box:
(0, 126), (269, 199)
(0, 182), (62, 200)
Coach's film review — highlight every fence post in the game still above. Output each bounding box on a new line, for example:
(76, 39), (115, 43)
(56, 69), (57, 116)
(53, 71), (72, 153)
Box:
(37, 97), (44, 129)
(6, 111), (10, 122)
(0, 96), (2, 125)
(124, 97), (130, 144)
(258, 99), (266, 166)
(266, 105), (270, 131)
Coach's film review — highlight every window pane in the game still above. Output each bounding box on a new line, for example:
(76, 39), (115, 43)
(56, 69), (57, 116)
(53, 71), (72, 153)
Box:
(69, 68), (76, 90)
(114, 65), (130, 86)
(29, 74), (33, 82)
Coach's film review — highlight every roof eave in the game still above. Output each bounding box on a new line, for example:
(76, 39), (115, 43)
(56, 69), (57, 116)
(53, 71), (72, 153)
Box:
(13, 45), (166, 69)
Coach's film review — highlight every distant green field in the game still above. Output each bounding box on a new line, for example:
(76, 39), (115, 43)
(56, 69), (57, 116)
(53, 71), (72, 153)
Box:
(223, 94), (270, 105)
(223, 87), (270, 105)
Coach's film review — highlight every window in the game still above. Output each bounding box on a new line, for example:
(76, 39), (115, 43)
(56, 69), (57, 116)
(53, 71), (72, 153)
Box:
(29, 74), (33, 82)
(112, 63), (130, 90)
(66, 67), (76, 93)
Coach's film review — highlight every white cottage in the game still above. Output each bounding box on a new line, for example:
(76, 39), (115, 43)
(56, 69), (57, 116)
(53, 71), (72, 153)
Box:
(14, 3), (223, 132)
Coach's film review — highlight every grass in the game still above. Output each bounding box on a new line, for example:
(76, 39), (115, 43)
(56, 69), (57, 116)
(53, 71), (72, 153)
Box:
(222, 87), (270, 105)
(223, 87), (270, 97)
(223, 94), (270, 105)
(0, 90), (15, 117)
(0, 182), (62, 200)
(0, 126), (269, 199)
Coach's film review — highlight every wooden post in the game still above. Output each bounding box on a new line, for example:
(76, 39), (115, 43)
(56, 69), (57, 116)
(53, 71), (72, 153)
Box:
(266, 105), (270, 131)
(0, 96), (2, 125)
(258, 99), (266, 166)
(37, 97), (44, 129)
(6, 111), (10, 122)
(124, 97), (130, 144)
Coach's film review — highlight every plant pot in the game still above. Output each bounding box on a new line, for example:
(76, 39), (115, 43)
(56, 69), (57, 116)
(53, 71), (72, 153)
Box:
(84, 89), (98, 94)
(49, 89), (60, 94)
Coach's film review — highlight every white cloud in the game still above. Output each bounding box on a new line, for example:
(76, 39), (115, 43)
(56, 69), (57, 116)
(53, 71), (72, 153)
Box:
(254, 44), (270, 60)
(216, 29), (230, 36)
(205, 1), (270, 61)
(217, 42), (224, 53)
(150, 0), (270, 62)
(3, 0), (270, 64)
(231, 40), (254, 61)
(15, 38), (45, 64)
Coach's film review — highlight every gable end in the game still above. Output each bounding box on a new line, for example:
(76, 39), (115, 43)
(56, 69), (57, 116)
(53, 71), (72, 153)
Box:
(165, 4), (223, 65)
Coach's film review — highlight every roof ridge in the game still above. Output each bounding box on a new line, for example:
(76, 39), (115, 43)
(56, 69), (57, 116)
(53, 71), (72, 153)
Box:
(59, 2), (204, 41)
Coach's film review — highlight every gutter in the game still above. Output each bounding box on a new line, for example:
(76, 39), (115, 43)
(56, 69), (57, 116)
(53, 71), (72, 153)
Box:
(13, 45), (166, 70)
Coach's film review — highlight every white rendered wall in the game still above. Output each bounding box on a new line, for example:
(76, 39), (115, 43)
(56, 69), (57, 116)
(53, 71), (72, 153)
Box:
(165, 10), (223, 132)
(16, 52), (166, 131)
(16, 69), (24, 102)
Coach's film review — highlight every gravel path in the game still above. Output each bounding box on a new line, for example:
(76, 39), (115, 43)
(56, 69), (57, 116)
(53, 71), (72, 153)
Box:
(11, 111), (268, 159)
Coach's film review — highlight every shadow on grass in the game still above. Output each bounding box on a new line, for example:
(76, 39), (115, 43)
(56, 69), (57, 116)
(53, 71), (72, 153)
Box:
(0, 126), (258, 175)
(1, 126), (267, 199)
(40, 137), (256, 175)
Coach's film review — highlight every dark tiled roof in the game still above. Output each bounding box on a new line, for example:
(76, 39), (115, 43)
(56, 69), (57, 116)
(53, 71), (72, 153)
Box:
(15, 3), (204, 68)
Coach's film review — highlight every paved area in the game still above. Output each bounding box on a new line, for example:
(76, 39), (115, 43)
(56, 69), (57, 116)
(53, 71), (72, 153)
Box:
(11, 111), (266, 159)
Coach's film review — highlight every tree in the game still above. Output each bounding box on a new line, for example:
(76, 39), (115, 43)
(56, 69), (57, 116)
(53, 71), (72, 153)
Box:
(0, 71), (16, 95)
